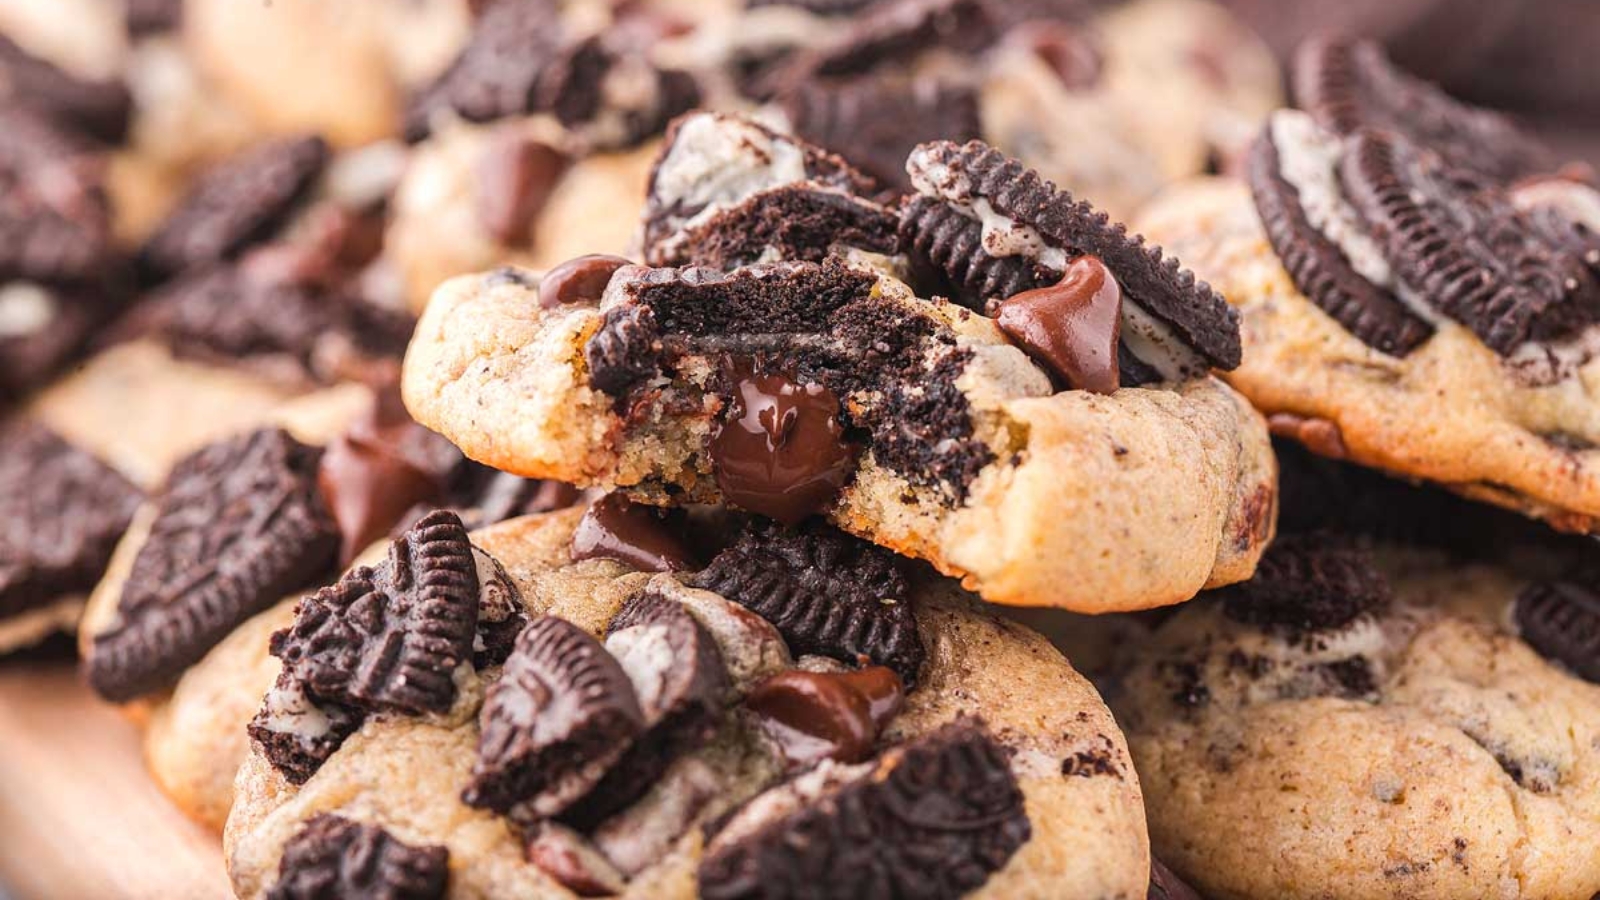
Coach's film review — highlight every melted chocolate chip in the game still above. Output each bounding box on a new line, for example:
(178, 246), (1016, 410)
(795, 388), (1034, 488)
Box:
(995, 255), (1123, 394)
(709, 367), (858, 525)
(747, 666), (904, 767)
(476, 134), (568, 245)
(570, 493), (696, 572)
(539, 255), (631, 309)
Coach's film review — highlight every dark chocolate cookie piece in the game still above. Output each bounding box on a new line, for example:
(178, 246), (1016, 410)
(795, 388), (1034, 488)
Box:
(463, 616), (646, 817)
(0, 34), (131, 143)
(780, 75), (981, 192)
(402, 0), (564, 141)
(0, 108), (116, 286)
(667, 184), (899, 270)
(268, 814), (448, 900)
(86, 428), (338, 702)
(1515, 565), (1600, 684)
(272, 510), (481, 716)
(140, 135), (330, 278)
(247, 673), (366, 785)
(1292, 34), (1548, 184)
(693, 521), (924, 685)
(1216, 533), (1392, 634)
(1340, 129), (1600, 355)
(0, 420), (140, 619)
(698, 717), (1029, 900)
(905, 139), (1242, 373)
(1246, 123), (1434, 356)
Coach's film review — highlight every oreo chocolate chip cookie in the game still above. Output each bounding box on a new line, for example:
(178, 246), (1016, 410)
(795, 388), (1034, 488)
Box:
(0, 34), (131, 143)
(140, 136), (330, 279)
(0, 420), (139, 622)
(901, 139), (1241, 382)
(87, 428), (339, 702)
(1292, 35), (1548, 183)
(268, 814), (448, 900)
(1215, 533), (1392, 635)
(698, 717), (1029, 900)
(1515, 564), (1600, 684)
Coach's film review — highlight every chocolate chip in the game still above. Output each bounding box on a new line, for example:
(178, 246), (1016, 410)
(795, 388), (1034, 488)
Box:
(1215, 533), (1392, 634)
(475, 134), (568, 246)
(463, 616), (646, 817)
(1515, 564), (1600, 684)
(0, 420), (140, 620)
(539, 255), (630, 309)
(1149, 857), (1203, 900)
(268, 814), (448, 900)
(270, 510), (481, 715)
(1006, 20), (1100, 90)
(692, 521), (924, 685)
(570, 493), (697, 572)
(698, 717), (1029, 900)
(87, 429), (338, 702)
(710, 364), (858, 525)
(0, 35), (131, 143)
(780, 75), (981, 192)
(747, 666), (904, 767)
(663, 185), (899, 271)
(1246, 120), (1433, 357)
(141, 136), (330, 279)
(996, 255), (1123, 394)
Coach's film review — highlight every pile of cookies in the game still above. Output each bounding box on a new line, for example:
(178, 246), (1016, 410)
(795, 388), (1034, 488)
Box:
(2, 1), (1598, 899)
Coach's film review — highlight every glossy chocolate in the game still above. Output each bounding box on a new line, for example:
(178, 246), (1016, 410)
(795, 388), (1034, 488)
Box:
(570, 493), (696, 572)
(709, 369), (857, 525)
(538, 254), (631, 309)
(746, 666), (904, 767)
(996, 254), (1123, 394)
(476, 133), (568, 245)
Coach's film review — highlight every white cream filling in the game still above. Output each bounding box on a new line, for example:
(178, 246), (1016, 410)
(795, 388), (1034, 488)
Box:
(605, 622), (678, 721)
(649, 113), (811, 245)
(0, 282), (56, 338)
(256, 675), (335, 741)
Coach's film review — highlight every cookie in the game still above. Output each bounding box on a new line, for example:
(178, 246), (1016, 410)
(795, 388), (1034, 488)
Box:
(1113, 540), (1600, 899)
(0, 419), (141, 652)
(220, 506), (1150, 899)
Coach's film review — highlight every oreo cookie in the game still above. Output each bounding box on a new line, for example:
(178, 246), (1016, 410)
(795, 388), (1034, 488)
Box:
(1339, 128), (1600, 355)
(0, 420), (140, 620)
(1246, 117), (1433, 356)
(403, 0), (565, 141)
(268, 814), (448, 900)
(698, 717), (1029, 900)
(693, 522), (924, 686)
(1215, 533), (1392, 635)
(780, 75), (981, 192)
(1292, 35), (1548, 183)
(537, 35), (701, 150)
(0, 107), (116, 286)
(664, 184), (898, 271)
(902, 139), (1241, 379)
(1515, 565), (1600, 684)
(140, 135), (330, 279)
(0, 34), (131, 143)
(87, 428), (339, 702)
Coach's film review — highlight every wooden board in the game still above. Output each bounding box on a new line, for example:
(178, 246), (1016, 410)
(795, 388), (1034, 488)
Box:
(0, 650), (230, 900)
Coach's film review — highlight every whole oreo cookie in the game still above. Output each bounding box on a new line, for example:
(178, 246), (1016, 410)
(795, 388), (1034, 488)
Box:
(87, 428), (339, 702)
(267, 814), (448, 900)
(780, 75), (981, 192)
(1216, 533), (1392, 634)
(1515, 564), (1600, 684)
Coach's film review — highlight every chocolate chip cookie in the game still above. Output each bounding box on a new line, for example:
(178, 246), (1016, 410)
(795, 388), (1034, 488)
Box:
(218, 505), (1150, 898)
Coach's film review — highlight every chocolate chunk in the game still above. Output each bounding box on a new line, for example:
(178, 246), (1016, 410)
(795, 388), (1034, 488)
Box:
(903, 139), (1241, 376)
(1149, 858), (1203, 900)
(268, 814), (448, 900)
(666, 185), (899, 271)
(1515, 564), (1600, 684)
(1247, 122), (1433, 356)
(693, 521), (924, 685)
(698, 718), (1029, 900)
(709, 365), (859, 525)
(747, 666), (904, 767)
(463, 616), (645, 817)
(539, 255), (630, 309)
(1339, 129), (1600, 355)
(1292, 35), (1548, 183)
(0, 108), (116, 286)
(271, 510), (481, 715)
(571, 493), (697, 573)
(995, 255), (1123, 394)
(1215, 533), (1392, 634)
(402, 0), (564, 141)
(780, 75), (981, 192)
(141, 135), (330, 278)
(475, 134), (568, 246)
(87, 429), (338, 701)
(0, 420), (140, 619)
(126, 0), (182, 35)
(0, 35), (131, 143)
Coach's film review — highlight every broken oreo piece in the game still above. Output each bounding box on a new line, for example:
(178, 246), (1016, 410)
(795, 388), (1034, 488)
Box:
(1216, 533), (1391, 634)
(692, 522), (924, 686)
(248, 674), (365, 786)
(0, 108), (116, 286)
(87, 428), (338, 702)
(402, 0), (564, 141)
(267, 814), (448, 900)
(0, 34), (131, 143)
(903, 139), (1241, 378)
(698, 717), (1029, 900)
(662, 184), (898, 271)
(780, 75), (981, 192)
(140, 135), (330, 279)
(463, 616), (645, 817)
(0, 282), (119, 404)
(538, 36), (701, 150)
(1515, 565), (1600, 684)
